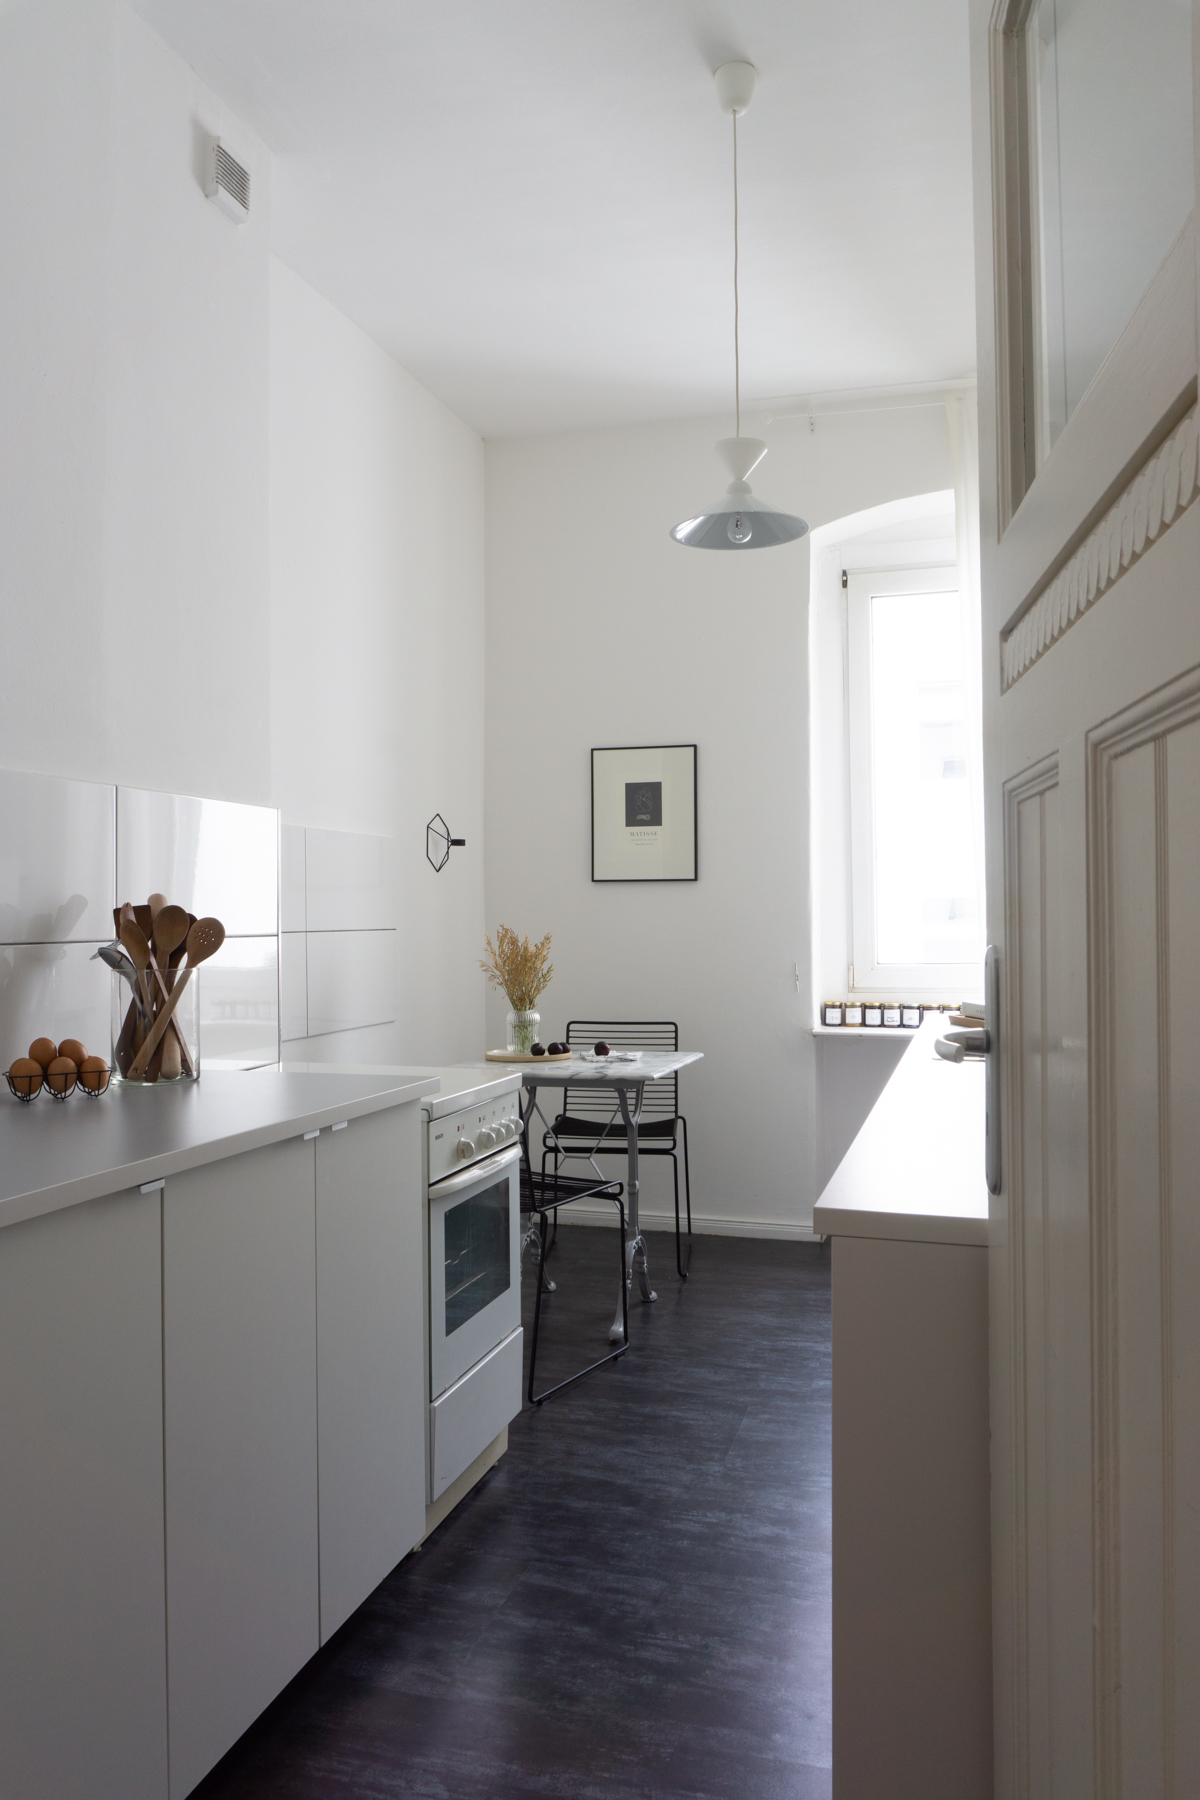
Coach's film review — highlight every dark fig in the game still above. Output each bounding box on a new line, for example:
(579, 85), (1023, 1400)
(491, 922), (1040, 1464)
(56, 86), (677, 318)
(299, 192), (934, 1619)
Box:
(530, 1042), (546, 1056)
(594, 1040), (611, 1056)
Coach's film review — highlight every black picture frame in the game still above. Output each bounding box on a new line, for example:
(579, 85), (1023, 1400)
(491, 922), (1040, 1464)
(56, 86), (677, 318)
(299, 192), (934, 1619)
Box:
(591, 744), (698, 882)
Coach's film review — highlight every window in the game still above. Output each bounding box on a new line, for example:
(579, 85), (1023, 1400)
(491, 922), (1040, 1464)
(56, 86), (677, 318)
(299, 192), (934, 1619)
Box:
(846, 567), (985, 996)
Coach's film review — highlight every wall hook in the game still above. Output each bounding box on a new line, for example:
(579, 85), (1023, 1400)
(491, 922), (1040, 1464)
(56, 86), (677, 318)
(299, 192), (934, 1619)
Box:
(426, 814), (466, 873)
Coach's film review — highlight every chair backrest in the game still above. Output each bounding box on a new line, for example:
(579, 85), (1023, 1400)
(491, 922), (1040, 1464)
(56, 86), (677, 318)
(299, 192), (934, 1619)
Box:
(563, 1020), (680, 1124)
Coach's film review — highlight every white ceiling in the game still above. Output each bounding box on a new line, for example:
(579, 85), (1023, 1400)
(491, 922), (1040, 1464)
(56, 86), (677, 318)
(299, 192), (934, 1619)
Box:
(133, 0), (977, 439)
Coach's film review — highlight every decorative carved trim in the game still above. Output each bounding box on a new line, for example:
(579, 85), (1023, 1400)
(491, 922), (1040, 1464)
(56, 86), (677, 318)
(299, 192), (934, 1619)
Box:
(1086, 665), (1200, 1798)
(1002, 405), (1200, 691)
(1003, 754), (1059, 1800)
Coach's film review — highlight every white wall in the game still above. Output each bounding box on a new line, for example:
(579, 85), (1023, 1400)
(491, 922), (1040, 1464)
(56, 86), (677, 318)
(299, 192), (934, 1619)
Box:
(269, 263), (486, 1065)
(485, 405), (954, 1234)
(0, 0), (272, 803)
(0, 0), (487, 1072)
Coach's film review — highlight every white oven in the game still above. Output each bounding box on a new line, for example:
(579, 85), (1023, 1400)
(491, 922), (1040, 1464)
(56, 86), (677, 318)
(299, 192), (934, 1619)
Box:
(423, 1072), (524, 1503)
(428, 1143), (521, 1395)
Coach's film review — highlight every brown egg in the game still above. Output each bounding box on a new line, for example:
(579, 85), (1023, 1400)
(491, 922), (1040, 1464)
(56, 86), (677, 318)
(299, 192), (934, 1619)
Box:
(58, 1037), (88, 1066)
(46, 1056), (77, 1094)
(78, 1055), (109, 1093)
(28, 1037), (58, 1070)
(8, 1056), (43, 1097)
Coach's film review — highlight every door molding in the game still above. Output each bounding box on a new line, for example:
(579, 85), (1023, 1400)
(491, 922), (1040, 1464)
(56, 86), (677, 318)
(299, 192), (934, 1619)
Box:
(1002, 403), (1200, 690)
(1001, 752), (1059, 1800)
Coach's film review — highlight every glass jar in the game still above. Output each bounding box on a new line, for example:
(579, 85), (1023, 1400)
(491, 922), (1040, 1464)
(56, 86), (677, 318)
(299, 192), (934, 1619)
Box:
(112, 966), (201, 1083)
(506, 1008), (540, 1055)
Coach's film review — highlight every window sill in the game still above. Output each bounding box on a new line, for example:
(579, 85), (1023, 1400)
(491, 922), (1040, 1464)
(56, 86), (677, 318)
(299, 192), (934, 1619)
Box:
(811, 1025), (922, 1038)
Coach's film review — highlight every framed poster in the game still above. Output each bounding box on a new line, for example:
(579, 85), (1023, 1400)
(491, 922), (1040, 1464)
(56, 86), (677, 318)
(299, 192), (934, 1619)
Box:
(591, 744), (697, 882)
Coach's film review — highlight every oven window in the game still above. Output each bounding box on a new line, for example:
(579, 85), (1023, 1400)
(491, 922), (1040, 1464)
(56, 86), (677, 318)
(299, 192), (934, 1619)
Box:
(444, 1179), (511, 1336)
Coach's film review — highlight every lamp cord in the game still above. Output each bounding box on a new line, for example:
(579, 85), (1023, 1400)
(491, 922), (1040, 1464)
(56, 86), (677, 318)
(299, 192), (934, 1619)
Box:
(733, 107), (740, 439)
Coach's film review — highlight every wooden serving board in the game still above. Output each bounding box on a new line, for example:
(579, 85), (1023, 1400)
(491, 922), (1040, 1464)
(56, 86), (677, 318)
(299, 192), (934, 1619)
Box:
(485, 1049), (573, 1063)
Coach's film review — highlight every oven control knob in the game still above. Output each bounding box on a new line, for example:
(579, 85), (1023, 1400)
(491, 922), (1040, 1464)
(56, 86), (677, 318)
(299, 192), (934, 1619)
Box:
(478, 1127), (496, 1150)
(457, 1137), (476, 1160)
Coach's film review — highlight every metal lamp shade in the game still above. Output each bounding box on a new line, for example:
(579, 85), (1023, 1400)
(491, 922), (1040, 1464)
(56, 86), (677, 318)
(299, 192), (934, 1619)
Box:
(671, 437), (808, 550)
(671, 487), (809, 549)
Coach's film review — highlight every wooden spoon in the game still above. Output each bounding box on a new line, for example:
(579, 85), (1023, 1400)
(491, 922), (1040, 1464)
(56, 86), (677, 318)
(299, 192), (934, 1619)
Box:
(127, 917), (225, 1079)
(148, 893), (168, 920)
(150, 905), (194, 1076)
(119, 919), (155, 1017)
(133, 903), (154, 939)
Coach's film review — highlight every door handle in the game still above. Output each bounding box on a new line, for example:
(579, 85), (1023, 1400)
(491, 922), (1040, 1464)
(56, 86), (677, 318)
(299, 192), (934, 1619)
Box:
(934, 945), (1001, 1197)
(935, 1028), (989, 1062)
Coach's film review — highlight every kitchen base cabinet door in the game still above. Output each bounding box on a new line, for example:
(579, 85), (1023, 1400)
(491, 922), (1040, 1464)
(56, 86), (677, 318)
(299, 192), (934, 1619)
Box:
(0, 1189), (167, 1800)
(316, 1102), (425, 1640)
(163, 1138), (319, 1797)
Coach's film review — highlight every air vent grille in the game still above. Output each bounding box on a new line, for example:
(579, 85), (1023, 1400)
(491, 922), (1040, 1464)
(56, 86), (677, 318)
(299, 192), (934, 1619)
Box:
(204, 137), (250, 222)
(214, 144), (249, 212)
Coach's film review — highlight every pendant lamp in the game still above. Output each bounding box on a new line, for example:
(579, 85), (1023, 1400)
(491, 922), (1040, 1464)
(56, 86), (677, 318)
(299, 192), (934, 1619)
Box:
(672, 62), (808, 551)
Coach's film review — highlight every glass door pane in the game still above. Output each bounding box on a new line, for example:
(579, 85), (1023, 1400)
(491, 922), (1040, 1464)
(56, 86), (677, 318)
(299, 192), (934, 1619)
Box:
(1027, 0), (1193, 465)
(444, 1179), (511, 1337)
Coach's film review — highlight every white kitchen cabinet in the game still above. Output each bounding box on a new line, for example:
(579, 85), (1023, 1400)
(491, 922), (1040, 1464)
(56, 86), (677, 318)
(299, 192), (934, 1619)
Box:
(315, 1105), (425, 1639)
(162, 1136), (320, 1798)
(0, 1187), (167, 1800)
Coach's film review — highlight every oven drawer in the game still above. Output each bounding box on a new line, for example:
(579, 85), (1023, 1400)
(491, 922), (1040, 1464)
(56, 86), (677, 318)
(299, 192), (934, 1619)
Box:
(429, 1327), (523, 1500)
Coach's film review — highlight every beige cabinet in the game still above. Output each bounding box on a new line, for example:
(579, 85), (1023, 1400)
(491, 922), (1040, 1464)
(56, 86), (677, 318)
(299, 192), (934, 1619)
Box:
(0, 1187), (168, 1800)
(162, 1136), (321, 1798)
(315, 1106), (426, 1640)
(830, 1233), (991, 1800)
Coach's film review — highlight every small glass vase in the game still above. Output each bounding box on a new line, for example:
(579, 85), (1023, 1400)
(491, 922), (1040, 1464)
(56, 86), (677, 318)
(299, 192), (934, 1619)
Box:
(111, 967), (201, 1083)
(506, 1008), (540, 1055)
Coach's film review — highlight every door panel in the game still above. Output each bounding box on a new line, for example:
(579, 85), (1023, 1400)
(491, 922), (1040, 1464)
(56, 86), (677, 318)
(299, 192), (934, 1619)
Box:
(971, 3), (1200, 1794)
(1087, 683), (1200, 1798)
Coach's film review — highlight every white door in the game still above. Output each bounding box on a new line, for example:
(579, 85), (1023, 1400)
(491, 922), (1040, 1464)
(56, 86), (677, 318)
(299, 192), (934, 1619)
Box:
(971, 2), (1200, 1795)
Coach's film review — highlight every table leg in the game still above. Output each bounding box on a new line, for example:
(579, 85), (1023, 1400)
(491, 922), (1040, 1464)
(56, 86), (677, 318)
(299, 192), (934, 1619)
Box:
(609, 1080), (656, 1341)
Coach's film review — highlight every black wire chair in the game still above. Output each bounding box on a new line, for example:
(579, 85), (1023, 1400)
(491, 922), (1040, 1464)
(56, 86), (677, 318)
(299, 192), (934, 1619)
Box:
(541, 1019), (693, 1279)
(520, 1159), (627, 1406)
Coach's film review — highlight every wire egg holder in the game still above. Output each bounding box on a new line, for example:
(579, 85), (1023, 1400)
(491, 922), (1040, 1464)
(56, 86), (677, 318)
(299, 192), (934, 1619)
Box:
(5, 1065), (113, 1103)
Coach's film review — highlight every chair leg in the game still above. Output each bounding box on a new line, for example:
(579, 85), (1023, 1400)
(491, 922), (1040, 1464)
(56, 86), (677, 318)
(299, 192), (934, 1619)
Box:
(675, 1117), (693, 1280)
(527, 1211), (548, 1405)
(528, 1196), (629, 1406)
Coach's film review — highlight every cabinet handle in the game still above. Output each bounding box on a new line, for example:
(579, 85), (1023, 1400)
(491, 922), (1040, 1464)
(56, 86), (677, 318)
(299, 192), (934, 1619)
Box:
(140, 1178), (165, 1195)
(303, 1129), (320, 1142)
(331, 1120), (348, 1132)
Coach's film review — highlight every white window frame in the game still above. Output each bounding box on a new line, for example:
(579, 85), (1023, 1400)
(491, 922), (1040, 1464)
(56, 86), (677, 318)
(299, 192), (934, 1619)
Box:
(846, 563), (982, 1000)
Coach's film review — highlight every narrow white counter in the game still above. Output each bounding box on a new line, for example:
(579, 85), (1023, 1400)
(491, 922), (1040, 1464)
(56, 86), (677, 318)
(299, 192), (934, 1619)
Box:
(0, 1067), (439, 1231)
(813, 1013), (987, 1247)
(815, 1011), (992, 1800)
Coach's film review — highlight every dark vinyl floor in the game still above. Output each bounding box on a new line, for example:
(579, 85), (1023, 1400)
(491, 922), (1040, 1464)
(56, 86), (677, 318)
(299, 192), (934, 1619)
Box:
(193, 1227), (832, 1800)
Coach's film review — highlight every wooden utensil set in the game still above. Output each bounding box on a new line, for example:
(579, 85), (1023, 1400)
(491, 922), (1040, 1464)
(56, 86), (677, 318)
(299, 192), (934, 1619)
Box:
(111, 894), (226, 1081)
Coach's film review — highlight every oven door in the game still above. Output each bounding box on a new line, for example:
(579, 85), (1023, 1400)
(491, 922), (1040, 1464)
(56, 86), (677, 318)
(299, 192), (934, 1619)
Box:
(428, 1143), (521, 1398)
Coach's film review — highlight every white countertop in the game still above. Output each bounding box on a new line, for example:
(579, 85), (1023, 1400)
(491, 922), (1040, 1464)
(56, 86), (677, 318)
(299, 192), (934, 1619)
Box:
(276, 1060), (523, 1117)
(813, 1016), (988, 1247)
(0, 1068), (440, 1232)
